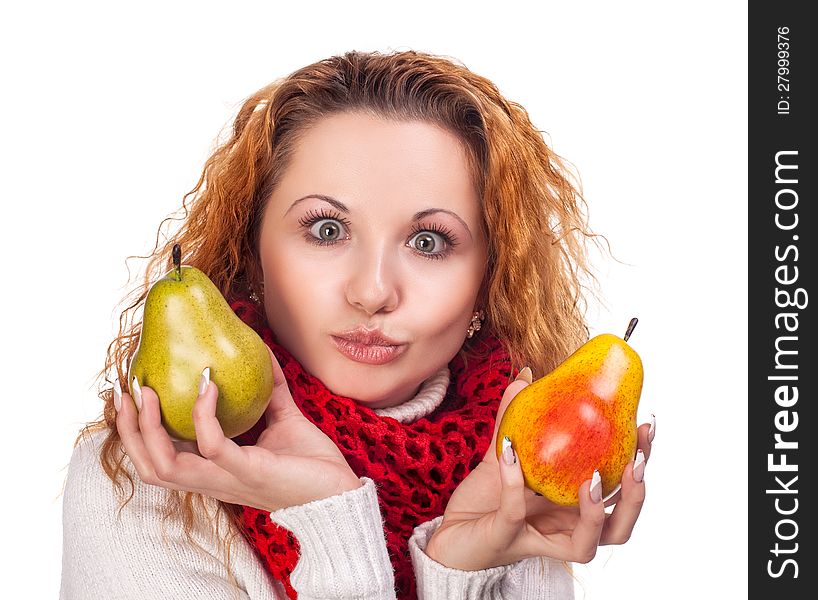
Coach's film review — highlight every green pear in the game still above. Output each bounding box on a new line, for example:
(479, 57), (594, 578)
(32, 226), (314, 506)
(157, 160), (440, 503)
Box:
(496, 318), (643, 506)
(128, 245), (274, 441)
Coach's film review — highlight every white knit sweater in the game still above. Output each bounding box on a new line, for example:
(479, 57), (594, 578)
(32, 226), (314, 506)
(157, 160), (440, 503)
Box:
(60, 368), (574, 599)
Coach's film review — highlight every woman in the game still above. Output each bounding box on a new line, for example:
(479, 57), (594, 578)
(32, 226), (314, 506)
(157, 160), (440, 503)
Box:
(61, 50), (653, 599)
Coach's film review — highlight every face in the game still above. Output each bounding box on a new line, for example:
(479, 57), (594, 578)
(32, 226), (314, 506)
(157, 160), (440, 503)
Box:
(258, 111), (488, 408)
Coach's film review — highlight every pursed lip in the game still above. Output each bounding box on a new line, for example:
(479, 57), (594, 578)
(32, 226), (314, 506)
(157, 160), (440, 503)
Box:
(332, 326), (404, 346)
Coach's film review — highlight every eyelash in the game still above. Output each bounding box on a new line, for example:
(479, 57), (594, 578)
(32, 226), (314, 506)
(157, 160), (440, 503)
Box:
(297, 208), (460, 260)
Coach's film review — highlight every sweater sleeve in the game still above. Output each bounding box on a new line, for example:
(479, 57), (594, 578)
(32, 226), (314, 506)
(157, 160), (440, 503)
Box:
(60, 430), (285, 600)
(268, 477), (397, 599)
(60, 430), (397, 600)
(408, 516), (576, 599)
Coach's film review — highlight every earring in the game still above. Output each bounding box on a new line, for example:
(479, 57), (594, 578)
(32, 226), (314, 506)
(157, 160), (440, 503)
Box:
(249, 282), (264, 304)
(466, 310), (485, 339)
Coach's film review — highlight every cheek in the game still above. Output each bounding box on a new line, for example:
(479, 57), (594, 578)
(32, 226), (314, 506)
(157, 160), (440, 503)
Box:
(261, 241), (338, 332)
(405, 262), (482, 337)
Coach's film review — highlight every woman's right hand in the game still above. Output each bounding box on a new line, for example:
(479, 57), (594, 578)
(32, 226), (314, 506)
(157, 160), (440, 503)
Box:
(115, 347), (362, 512)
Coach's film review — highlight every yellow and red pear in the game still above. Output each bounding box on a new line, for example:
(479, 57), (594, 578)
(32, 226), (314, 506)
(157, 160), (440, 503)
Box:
(496, 319), (643, 506)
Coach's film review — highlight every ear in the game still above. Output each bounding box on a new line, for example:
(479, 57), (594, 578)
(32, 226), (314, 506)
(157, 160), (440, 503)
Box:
(241, 251), (265, 298)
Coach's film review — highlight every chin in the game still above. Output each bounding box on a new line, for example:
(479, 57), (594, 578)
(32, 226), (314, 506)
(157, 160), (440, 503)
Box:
(336, 386), (398, 407)
(325, 376), (416, 409)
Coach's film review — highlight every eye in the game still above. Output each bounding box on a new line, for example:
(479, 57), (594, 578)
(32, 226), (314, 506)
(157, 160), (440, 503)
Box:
(407, 223), (459, 260)
(310, 219), (344, 242)
(409, 231), (445, 253)
(298, 209), (350, 246)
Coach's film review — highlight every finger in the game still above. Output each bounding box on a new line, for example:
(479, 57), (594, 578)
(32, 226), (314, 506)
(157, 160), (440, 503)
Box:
(570, 471), (606, 563)
(601, 450), (646, 545)
(264, 347), (302, 423)
(135, 379), (193, 482)
(640, 414), (656, 462)
(490, 437), (527, 551)
(115, 381), (166, 486)
(486, 368), (533, 461)
(192, 373), (267, 480)
(603, 417), (655, 507)
(172, 440), (201, 455)
(136, 378), (238, 493)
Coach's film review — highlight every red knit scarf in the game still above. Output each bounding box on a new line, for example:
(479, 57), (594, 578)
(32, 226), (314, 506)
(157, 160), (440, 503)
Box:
(229, 299), (513, 599)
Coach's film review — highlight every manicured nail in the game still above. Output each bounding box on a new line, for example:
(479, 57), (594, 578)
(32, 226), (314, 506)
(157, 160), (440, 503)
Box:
(633, 449), (646, 483)
(590, 470), (602, 503)
(502, 436), (516, 465)
(515, 366), (533, 384)
(648, 414), (656, 442)
(132, 377), (142, 411)
(199, 367), (211, 395)
(113, 378), (122, 412)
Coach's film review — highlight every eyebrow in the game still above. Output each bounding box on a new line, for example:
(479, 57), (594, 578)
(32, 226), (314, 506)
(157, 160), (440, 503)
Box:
(286, 194), (474, 240)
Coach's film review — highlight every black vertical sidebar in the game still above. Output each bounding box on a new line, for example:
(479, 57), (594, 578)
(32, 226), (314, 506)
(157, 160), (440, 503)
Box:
(749, 2), (816, 598)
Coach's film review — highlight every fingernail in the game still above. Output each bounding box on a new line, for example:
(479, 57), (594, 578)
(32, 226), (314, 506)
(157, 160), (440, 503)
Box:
(633, 449), (646, 483)
(132, 377), (142, 411)
(199, 367), (210, 395)
(648, 414), (656, 442)
(502, 435), (516, 465)
(515, 366), (533, 384)
(113, 378), (122, 412)
(590, 470), (602, 503)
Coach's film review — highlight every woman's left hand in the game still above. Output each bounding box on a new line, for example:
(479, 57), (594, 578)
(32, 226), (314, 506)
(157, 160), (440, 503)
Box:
(425, 372), (654, 571)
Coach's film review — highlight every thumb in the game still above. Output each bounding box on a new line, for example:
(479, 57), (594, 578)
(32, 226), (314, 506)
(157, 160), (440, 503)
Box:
(264, 347), (301, 423)
(491, 436), (527, 552)
(488, 367), (533, 458)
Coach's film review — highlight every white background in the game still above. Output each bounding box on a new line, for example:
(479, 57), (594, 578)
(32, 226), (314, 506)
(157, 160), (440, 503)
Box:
(0, 1), (747, 597)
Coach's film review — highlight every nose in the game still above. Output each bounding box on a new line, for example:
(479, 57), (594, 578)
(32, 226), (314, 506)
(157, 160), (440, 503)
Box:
(345, 243), (400, 316)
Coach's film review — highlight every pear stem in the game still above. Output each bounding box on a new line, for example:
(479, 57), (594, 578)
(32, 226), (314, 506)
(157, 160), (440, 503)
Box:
(623, 317), (638, 342)
(172, 244), (182, 281)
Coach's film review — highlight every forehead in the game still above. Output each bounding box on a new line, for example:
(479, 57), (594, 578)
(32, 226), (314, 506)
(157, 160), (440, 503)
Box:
(272, 112), (481, 217)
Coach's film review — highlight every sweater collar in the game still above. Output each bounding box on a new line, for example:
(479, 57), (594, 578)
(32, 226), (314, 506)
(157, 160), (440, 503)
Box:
(371, 367), (450, 424)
